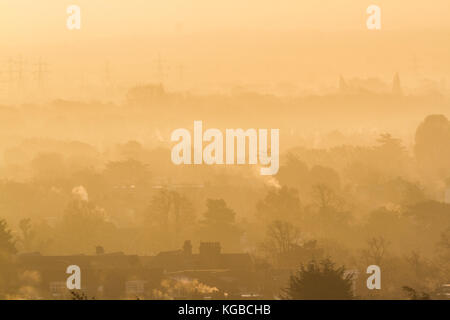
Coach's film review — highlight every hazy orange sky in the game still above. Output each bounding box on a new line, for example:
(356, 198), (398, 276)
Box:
(0, 1), (449, 98)
(1, 0), (450, 41)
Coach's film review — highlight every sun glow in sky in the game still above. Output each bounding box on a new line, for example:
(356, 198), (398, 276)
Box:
(1, 0), (449, 43)
(0, 0), (448, 94)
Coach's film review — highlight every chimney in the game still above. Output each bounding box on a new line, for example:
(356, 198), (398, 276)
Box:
(199, 242), (221, 256)
(96, 246), (104, 255)
(183, 240), (192, 255)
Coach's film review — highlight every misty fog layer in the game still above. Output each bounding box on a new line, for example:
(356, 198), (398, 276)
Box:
(0, 0), (449, 300)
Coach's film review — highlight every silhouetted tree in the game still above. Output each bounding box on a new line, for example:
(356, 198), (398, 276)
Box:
(145, 189), (195, 248)
(309, 165), (341, 191)
(18, 218), (35, 252)
(0, 219), (17, 255)
(310, 184), (352, 238)
(58, 200), (117, 253)
(0, 218), (17, 298)
(282, 258), (354, 300)
(276, 155), (340, 195)
(311, 184), (342, 211)
(198, 199), (241, 250)
(404, 201), (450, 247)
(261, 220), (300, 256)
(362, 236), (389, 266)
(276, 154), (309, 192)
(256, 186), (302, 223)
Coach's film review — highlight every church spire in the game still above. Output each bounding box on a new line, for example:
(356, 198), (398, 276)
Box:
(339, 75), (348, 93)
(392, 72), (403, 96)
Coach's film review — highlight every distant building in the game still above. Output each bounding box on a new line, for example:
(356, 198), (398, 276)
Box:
(151, 241), (253, 271)
(18, 250), (160, 299)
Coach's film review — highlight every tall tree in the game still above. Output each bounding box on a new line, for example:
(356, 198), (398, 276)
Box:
(0, 219), (16, 256)
(144, 189), (195, 249)
(18, 218), (36, 252)
(362, 236), (390, 266)
(256, 186), (302, 223)
(198, 199), (241, 250)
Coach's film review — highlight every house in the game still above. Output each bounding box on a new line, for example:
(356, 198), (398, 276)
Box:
(16, 241), (255, 299)
(147, 241), (254, 272)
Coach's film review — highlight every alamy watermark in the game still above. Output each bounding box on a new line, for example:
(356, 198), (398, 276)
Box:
(170, 121), (279, 175)
(65, 4), (381, 31)
(366, 5), (382, 30)
(66, 5), (81, 30)
(366, 265), (381, 289)
(66, 265), (81, 290)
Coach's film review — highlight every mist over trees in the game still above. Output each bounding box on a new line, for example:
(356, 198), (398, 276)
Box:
(0, 88), (449, 299)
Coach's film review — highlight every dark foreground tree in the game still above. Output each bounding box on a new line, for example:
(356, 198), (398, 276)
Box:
(282, 258), (354, 300)
(0, 218), (16, 256)
(70, 290), (95, 300)
(0, 218), (17, 299)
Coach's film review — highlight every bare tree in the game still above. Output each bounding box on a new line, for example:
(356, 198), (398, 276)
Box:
(362, 236), (390, 265)
(19, 218), (36, 252)
(261, 220), (301, 257)
(311, 184), (344, 211)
